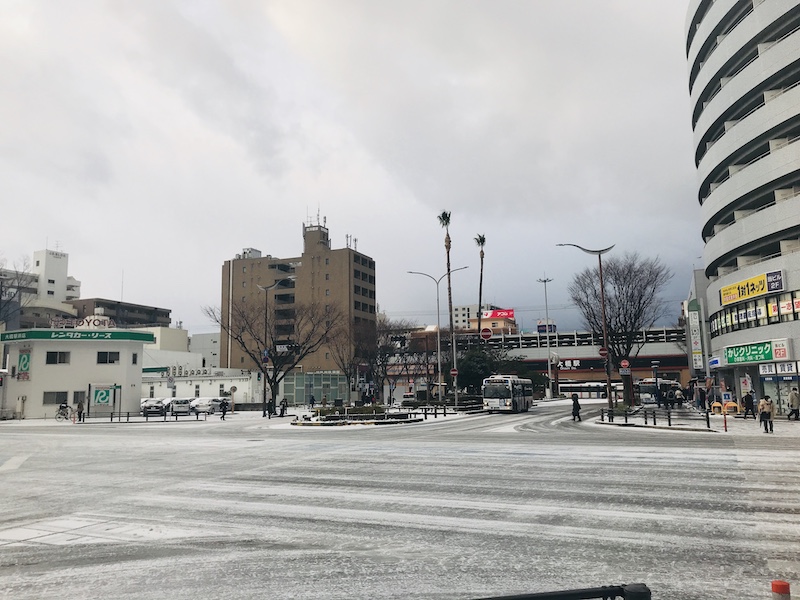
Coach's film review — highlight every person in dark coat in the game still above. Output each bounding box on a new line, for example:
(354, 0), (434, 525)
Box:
(742, 392), (756, 419)
(279, 398), (288, 417)
(219, 399), (229, 420)
(571, 394), (582, 421)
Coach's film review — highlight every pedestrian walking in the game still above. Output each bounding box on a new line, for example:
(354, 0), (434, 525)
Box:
(76, 398), (85, 423)
(788, 387), (800, 421)
(674, 388), (684, 408)
(758, 395), (775, 433)
(309, 395), (316, 409)
(279, 398), (288, 417)
(219, 399), (229, 420)
(571, 394), (582, 422)
(742, 392), (756, 419)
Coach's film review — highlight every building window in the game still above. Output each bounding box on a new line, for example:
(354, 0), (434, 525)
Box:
(97, 351), (120, 364)
(220, 384), (225, 395)
(47, 291), (54, 296)
(48, 279), (55, 284)
(325, 273), (330, 280)
(326, 289), (330, 296)
(43, 391), (68, 405)
(46, 352), (70, 364)
(149, 386), (155, 398)
(132, 353), (138, 365)
(325, 258), (329, 265)
(73, 391), (86, 405)
(242, 281), (247, 288)
(355, 301), (361, 310)
(242, 266), (247, 273)
(195, 384), (200, 397)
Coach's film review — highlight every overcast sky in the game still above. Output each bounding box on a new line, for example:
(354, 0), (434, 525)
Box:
(1, 0), (701, 334)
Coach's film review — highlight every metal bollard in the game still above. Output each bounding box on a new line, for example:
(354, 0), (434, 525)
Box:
(624, 411), (628, 424)
(772, 580), (791, 599)
(706, 410), (711, 429)
(608, 408), (614, 423)
(600, 409), (605, 422)
(644, 410), (648, 425)
(652, 411), (657, 426)
(667, 410), (672, 427)
(126, 412), (130, 423)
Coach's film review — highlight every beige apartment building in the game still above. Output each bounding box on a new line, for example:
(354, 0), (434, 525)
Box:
(219, 222), (376, 373)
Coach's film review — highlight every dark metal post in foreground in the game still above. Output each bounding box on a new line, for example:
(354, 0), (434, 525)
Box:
(474, 581), (651, 600)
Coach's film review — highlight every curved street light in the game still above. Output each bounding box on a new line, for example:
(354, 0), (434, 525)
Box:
(557, 243), (615, 410)
(408, 266), (468, 406)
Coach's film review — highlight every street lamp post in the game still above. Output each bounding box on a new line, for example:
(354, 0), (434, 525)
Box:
(557, 243), (615, 410)
(651, 360), (660, 408)
(537, 276), (553, 399)
(408, 267), (468, 407)
(257, 277), (295, 418)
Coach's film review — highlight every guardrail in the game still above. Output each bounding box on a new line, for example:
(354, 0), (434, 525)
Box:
(474, 582), (651, 599)
(600, 407), (711, 429)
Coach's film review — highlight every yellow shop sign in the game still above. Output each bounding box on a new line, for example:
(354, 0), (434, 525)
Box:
(720, 270), (784, 306)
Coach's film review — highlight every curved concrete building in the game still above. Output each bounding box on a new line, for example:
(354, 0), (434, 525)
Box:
(686, 0), (800, 404)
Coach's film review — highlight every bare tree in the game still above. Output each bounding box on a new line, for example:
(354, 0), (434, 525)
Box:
(328, 318), (375, 405)
(567, 252), (673, 366)
(0, 255), (35, 330)
(204, 298), (343, 412)
(371, 314), (416, 403)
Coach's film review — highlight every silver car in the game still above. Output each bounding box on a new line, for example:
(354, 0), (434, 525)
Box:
(190, 398), (220, 415)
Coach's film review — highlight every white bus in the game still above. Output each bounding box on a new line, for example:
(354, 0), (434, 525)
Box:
(482, 375), (534, 413)
(634, 378), (681, 405)
(558, 381), (624, 399)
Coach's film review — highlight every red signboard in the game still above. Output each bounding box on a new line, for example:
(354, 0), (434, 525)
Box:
(481, 309), (515, 319)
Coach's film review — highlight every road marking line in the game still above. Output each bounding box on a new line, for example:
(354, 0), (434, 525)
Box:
(0, 454), (30, 472)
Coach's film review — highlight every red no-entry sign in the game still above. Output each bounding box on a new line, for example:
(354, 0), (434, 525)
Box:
(620, 359), (630, 368)
(480, 328), (493, 340)
(599, 347), (608, 358)
(450, 368), (458, 377)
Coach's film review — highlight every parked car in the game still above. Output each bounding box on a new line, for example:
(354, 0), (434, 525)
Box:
(142, 398), (167, 416)
(169, 398), (192, 416)
(190, 398), (220, 415)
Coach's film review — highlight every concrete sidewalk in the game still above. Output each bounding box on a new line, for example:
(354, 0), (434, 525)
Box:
(595, 406), (800, 437)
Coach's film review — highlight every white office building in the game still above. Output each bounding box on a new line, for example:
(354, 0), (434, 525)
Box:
(686, 0), (800, 408)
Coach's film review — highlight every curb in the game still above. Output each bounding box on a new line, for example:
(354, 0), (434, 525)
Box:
(291, 418), (425, 426)
(594, 420), (717, 433)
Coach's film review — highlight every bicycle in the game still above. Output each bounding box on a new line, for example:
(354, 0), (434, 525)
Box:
(55, 407), (74, 422)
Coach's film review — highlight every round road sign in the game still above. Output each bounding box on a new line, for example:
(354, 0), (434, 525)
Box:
(598, 347), (608, 358)
(620, 359), (630, 368)
(450, 368), (458, 377)
(480, 328), (493, 340)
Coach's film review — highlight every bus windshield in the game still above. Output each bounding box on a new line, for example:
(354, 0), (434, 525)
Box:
(483, 383), (511, 399)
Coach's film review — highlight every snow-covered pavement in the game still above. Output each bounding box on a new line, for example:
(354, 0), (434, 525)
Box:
(0, 404), (798, 599)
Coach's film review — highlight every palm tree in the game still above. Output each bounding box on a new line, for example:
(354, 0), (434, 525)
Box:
(437, 211), (455, 371)
(475, 234), (486, 335)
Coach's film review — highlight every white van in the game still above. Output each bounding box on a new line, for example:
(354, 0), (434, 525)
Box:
(169, 398), (192, 416)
